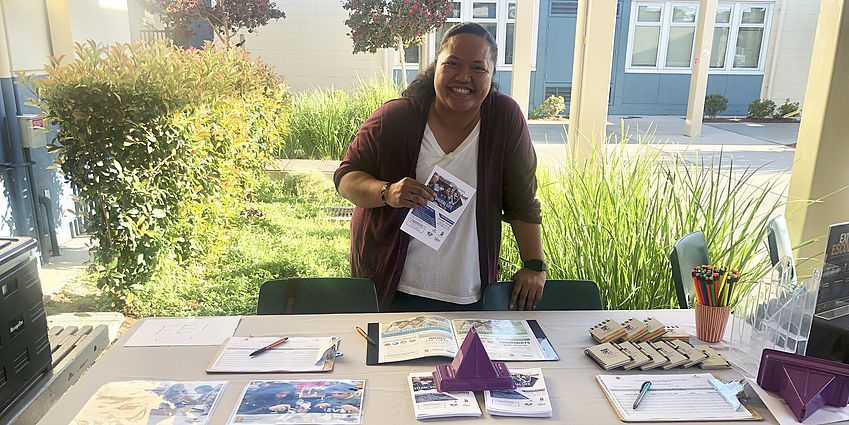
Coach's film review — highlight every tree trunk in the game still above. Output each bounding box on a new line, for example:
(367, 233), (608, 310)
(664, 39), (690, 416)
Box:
(397, 36), (408, 88)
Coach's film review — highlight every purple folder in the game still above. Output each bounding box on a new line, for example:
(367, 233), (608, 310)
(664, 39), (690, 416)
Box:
(757, 348), (849, 422)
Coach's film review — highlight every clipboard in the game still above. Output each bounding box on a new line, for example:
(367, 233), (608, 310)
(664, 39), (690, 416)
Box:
(366, 319), (558, 365)
(595, 374), (763, 422)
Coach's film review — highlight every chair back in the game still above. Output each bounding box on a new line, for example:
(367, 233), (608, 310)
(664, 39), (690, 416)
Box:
(669, 231), (710, 309)
(482, 280), (603, 311)
(256, 277), (379, 315)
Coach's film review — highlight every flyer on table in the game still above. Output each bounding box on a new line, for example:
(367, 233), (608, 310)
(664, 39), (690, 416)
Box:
(407, 372), (481, 419)
(378, 315), (457, 363)
(453, 319), (546, 360)
(229, 380), (365, 424)
(400, 165), (476, 250)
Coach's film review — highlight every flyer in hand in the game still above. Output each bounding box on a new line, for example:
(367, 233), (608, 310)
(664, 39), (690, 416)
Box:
(70, 380), (227, 425)
(229, 380), (365, 424)
(400, 165), (476, 250)
(407, 372), (481, 419)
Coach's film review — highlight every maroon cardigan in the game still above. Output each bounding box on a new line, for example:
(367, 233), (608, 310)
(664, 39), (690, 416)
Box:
(334, 91), (541, 310)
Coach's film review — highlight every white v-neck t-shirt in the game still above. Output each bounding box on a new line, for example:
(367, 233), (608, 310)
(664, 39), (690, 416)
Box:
(397, 122), (481, 304)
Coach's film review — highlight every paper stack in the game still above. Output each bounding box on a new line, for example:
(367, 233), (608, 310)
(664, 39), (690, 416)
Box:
(407, 372), (481, 419)
(484, 368), (553, 417)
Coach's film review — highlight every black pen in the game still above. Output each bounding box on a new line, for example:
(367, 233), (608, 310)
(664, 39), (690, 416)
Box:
(633, 381), (652, 409)
(249, 337), (288, 357)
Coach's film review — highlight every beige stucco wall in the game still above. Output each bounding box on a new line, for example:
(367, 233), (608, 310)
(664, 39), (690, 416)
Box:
(241, 0), (388, 92)
(762, 0), (821, 105)
(68, 0), (132, 45)
(2, 0), (53, 72)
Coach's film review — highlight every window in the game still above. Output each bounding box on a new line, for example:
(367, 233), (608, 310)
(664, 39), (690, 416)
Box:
(400, 0), (537, 69)
(626, 2), (772, 73)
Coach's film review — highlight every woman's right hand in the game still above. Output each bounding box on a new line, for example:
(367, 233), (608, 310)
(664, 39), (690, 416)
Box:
(385, 177), (436, 209)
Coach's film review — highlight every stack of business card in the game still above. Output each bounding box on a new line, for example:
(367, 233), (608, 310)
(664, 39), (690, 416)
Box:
(484, 368), (552, 418)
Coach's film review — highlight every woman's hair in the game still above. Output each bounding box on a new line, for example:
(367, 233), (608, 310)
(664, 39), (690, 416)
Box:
(402, 22), (499, 100)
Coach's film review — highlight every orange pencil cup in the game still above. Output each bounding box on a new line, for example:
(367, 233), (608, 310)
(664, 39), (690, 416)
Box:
(695, 303), (730, 343)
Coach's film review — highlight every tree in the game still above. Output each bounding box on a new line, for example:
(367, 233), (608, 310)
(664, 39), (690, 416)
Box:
(343, 0), (452, 87)
(157, 0), (285, 49)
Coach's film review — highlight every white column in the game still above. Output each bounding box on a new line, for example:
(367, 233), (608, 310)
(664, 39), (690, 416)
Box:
(786, 0), (849, 274)
(567, 0), (617, 164)
(683, 0), (717, 138)
(418, 33), (431, 72)
(510, 0), (535, 117)
(0, 2), (11, 78)
(45, 0), (74, 62)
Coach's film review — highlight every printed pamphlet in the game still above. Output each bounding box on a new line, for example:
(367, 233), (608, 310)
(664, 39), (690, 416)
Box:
(400, 165), (476, 250)
(377, 315), (546, 363)
(407, 372), (481, 419)
(484, 368), (553, 417)
(229, 379), (365, 424)
(69, 380), (226, 425)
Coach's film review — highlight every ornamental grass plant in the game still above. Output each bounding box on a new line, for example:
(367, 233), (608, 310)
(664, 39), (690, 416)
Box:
(500, 134), (784, 310)
(281, 77), (400, 159)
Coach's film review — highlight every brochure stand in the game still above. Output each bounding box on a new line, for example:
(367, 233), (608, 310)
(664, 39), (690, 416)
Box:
(432, 327), (516, 392)
(757, 348), (849, 422)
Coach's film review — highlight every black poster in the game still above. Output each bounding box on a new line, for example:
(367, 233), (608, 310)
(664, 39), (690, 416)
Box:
(816, 222), (849, 319)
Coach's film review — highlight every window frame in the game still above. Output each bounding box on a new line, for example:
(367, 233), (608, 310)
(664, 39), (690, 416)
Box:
(395, 0), (539, 71)
(625, 1), (773, 74)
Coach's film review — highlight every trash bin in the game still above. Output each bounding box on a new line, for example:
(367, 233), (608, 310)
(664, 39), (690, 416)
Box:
(0, 237), (51, 417)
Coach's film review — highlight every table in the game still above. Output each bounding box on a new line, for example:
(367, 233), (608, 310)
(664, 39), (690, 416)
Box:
(38, 310), (778, 424)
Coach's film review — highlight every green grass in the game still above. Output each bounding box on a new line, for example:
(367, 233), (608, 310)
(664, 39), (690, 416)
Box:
(125, 173), (351, 317)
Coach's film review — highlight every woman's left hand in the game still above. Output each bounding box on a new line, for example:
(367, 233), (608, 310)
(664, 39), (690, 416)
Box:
(510, 268), (546, 310)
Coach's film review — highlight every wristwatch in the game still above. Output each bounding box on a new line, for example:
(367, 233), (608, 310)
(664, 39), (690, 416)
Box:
(522, 259), (547, 272)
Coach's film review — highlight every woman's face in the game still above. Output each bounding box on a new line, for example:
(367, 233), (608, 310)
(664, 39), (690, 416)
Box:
(433, 33), (493, 115)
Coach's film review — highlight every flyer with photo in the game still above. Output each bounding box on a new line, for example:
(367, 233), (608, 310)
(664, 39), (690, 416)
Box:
(407, 372), (481, 419)
(484, 368), (553, 417)
(70, 380), (227, 425)
(229, 380), (365, 424)
(400, 165), (476, 250)
(376, 316), (551, 363)
(452, 319), (546, 361)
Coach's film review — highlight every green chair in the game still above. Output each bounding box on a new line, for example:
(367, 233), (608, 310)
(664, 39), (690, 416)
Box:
(669, 231), (710, 309)
(256, 277), (379, 315)
(482, 280), (603, 311)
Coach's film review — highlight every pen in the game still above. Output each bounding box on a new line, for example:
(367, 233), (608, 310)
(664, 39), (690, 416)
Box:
(633, 381), (652, 409)
(356, 326), (376, 345)
(249, 337), (288, 357)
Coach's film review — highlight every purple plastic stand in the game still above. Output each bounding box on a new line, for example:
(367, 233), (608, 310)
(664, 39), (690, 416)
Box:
(432, 327), (516, 392)
(757, 348), (849, 422)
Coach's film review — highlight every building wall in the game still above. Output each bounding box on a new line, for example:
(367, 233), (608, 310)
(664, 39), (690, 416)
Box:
(761, 0), (820, 104)
(3, 1), (53, 72)
(68, 0), (132, 45)
(243, 0), (387, 92)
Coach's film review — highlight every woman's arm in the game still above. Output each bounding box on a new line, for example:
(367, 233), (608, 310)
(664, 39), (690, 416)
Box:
(509, 220), (546, 310)
(338, 171), (435, 209)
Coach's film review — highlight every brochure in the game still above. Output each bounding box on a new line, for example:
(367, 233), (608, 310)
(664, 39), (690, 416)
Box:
(407, 372), (481, 419)
(370, 315), (554, 364)
(400, 165), (476, 250)
(207, 336), (339, 373)
(484, 368), (553, 417)
(69, 380), (226, 425)
(229, 380), (365, 424)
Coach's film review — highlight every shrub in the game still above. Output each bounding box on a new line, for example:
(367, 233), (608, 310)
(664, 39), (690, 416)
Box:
(529, 95), (566, 119)
(747, 99), (776, 119)
(282, 78), (400, 159)
(774, 99), (800, 119)
(499, 140), (784, 310)
(33, 41), (289, 305)
(703, 94), (728, 118)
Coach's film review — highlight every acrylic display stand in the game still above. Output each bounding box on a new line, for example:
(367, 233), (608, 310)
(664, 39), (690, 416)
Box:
(757, 348), (849, 422)
(432, 327), (516, 392)
(727, 257), (821, 377)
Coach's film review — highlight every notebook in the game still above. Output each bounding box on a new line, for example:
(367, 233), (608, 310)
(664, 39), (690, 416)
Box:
(590, 319), (627, 343)
(622, 318), (650, 341)
(585, 342), (633, 370)
(615, 341), (652, 370)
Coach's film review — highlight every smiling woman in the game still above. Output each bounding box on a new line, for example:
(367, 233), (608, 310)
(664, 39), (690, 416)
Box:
(334, 22), (547, 313)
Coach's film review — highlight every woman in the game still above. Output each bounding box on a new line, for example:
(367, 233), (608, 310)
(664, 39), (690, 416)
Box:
(334, 22), (546, 312)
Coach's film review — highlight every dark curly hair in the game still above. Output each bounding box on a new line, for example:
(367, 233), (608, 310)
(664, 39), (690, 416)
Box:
(402, 22), (500, 101)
